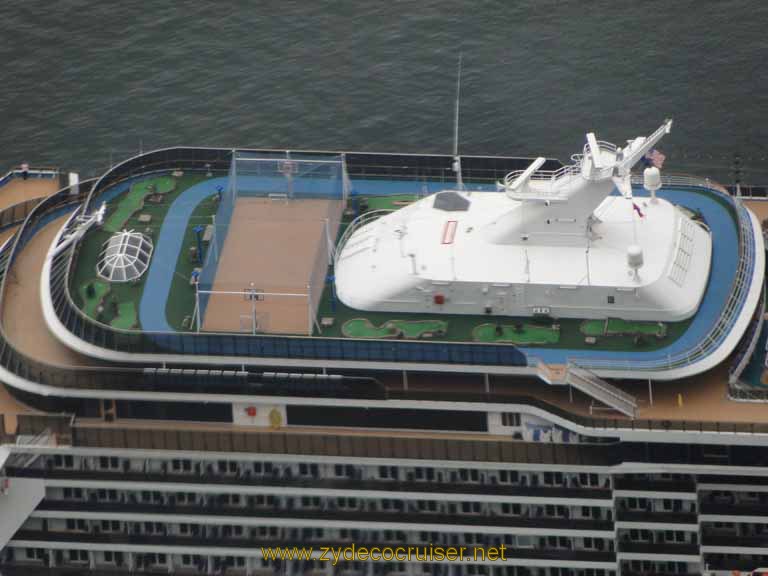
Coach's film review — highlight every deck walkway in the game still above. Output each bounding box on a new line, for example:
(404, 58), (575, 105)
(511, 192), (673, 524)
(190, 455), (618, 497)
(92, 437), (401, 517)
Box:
(0, 176), (58, 211)
(2, 217), (96, 368)
(0, 175), (62, 433)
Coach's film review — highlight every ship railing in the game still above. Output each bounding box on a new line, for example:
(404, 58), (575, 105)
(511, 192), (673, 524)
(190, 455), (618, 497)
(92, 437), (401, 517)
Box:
(79, 146), (564, 214)
(727, 287), (765, 384)
(581, 140), (618, 181)
(571, 188), (755, 374)
(566, 364), (637, 418)
(502, 163), (581, 189)
(332, 209), (392, 267)
(0, 166), (59, 189)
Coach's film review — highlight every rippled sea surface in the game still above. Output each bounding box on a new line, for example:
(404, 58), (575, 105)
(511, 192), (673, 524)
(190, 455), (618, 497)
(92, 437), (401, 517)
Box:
(1, 0), (767, 182)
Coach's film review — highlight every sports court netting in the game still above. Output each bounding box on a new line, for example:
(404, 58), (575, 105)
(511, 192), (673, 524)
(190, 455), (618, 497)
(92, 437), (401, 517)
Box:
(196, 152), (347, 335)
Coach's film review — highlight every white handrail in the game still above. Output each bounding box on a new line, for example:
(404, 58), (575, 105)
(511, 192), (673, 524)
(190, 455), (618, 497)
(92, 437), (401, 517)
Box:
(333, 209), (392, 268)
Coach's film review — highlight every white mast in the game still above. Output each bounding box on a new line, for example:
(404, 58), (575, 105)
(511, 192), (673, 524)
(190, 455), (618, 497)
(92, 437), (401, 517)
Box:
(452, 53), (463, 190)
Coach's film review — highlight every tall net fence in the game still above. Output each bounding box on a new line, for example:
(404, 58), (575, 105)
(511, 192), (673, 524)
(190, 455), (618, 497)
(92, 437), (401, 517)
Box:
(195, 152), (346, 334)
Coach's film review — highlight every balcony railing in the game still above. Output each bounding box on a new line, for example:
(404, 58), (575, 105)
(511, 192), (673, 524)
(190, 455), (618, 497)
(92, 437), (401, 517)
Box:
(700, 501), (768, 516)
(618, 542), (700, 556)
(6, 467), (612, 501)
(616, 510), (698, 524)
(37, 499), (615, 532)
(10, 530), (617, 563)
(614, 478), (696, 493)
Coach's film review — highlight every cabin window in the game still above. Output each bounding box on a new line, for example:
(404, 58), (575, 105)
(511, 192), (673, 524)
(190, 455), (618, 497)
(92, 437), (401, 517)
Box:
(607, 296), (615, 304)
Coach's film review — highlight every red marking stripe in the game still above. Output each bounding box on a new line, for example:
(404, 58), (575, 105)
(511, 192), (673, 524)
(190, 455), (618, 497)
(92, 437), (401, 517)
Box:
(441, 220), (458, 244)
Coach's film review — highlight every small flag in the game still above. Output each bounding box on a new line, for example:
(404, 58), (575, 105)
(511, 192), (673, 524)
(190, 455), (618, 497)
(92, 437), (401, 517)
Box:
(644, 149), (666, 168)
(632, 202), (645, 218)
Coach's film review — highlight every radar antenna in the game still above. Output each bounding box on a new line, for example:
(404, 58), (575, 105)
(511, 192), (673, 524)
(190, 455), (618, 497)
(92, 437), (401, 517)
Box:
(452, 53), (464, 190)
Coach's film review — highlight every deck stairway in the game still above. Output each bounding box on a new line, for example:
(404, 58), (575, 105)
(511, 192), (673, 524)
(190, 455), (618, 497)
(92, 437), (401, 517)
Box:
(533, 358), (637, 417)
(566, 364), (638, 418)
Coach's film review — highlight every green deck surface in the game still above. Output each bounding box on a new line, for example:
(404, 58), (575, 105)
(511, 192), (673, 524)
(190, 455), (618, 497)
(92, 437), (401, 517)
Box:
(103, 176), (177, 233)
(315, 271), (690, 351)
(361, 194), (420, 211)
(134, 175), (176, 195)
(580, 318), (666, 338)
(342, 318), (447, 339)
(164, 194), (219, 331)
(78, 280), (109, 317)
(473, 322), (560, 345)
(70, 173), (206, 330)
(109, 301), (138, 330)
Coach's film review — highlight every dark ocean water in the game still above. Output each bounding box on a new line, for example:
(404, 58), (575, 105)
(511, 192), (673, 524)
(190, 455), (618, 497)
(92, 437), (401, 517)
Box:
(1, 0), (767, 183)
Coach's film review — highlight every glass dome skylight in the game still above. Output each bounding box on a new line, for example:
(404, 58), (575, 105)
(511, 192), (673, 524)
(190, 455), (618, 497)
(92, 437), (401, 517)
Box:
(96, 230), (153, 283)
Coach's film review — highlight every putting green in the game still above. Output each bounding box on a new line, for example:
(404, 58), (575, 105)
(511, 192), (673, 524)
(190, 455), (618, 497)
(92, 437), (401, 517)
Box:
(580, 319), (608, 337)
(342, 318), (447, 339)
(134, 175), (176, 196)
(103, 176), (177, 233)
(109, 301), (138, 330)
(580, 318), (666, 338)
(473, 323), (560, 345)
(78, 280), (109, 318)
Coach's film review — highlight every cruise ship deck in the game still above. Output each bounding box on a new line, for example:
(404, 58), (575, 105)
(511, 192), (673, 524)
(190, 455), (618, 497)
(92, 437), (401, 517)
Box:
(2, 150), (768, 576)
(0, 150), (763, 430)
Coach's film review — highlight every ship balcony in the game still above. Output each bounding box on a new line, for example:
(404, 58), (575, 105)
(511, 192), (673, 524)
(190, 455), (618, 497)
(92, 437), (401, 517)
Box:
(5, 466), (613, 503)
(8, 530), (618, 568)
(618, 541), (701, 560)
(613, 477), (697, 495)
(615, 510), (699, 527)
(33, 499), (616, 536)
(700, 501), (768, 520)
(701, 534), (768, 553)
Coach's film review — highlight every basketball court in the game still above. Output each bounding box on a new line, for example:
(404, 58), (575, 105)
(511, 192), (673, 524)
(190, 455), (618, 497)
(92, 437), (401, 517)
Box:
(195, 152), (347, 335)
(200, 196), (342, 334)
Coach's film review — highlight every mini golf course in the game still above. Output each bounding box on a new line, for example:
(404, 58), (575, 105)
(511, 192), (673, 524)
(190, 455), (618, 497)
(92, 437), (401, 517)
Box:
(342, 318), (448, 339)
(473, 322), (560, 345)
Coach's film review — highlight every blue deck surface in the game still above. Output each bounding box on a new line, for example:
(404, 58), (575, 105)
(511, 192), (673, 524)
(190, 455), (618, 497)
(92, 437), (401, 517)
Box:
(139, 177), (227, 332)
(135, 175), (742, 369)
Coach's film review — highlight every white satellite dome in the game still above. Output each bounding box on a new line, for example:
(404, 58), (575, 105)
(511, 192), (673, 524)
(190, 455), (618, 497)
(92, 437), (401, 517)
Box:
(643, 166), (662, 192)
(96, 230), (153, 283)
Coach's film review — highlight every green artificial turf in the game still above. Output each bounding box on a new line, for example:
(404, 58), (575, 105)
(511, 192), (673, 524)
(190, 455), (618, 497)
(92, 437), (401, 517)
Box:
(359, 194), (420, 211)
(78, 280), (110, 317)
(342, 318), (447, 339)
(109, 301), (138, 330)
(315, 282), (690, 351)
(473, 322), (560, 345)
(580, 318), (666, 338)
(70, 172), (208, 331)
(164, 193), (219, 331)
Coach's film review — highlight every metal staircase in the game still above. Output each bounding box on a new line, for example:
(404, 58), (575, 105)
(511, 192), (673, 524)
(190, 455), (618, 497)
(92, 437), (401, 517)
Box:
(566, 363), (638, 418)
(531, 357), (638, 417)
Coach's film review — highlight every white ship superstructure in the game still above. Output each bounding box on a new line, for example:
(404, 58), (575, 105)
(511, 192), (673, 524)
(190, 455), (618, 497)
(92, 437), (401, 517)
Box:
(335, 120), (712, 322)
